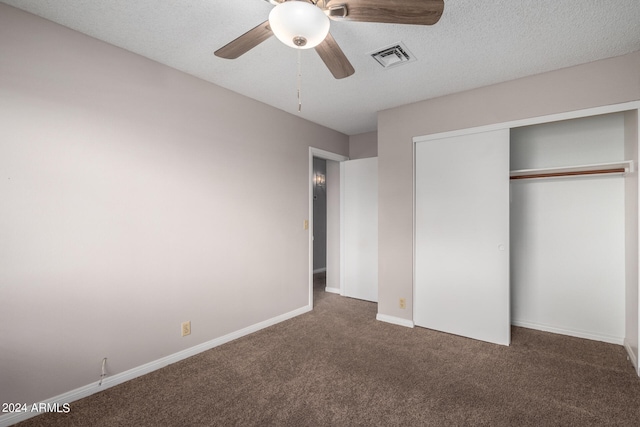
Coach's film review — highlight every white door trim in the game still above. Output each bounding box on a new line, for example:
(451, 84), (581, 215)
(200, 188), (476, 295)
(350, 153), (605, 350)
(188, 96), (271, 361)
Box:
(413, 101), (640, 144)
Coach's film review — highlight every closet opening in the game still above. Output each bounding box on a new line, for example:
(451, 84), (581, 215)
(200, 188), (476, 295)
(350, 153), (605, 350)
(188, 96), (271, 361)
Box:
(413, 104), (639, 374)
(509, 112), (634, 347)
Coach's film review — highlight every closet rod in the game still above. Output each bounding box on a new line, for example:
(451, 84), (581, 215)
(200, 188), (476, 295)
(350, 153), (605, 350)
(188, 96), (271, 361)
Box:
(510, 168), (626, 180)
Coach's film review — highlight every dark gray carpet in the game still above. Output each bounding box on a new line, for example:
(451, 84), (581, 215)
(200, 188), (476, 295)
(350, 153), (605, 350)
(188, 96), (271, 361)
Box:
(17, 278), (640, 426)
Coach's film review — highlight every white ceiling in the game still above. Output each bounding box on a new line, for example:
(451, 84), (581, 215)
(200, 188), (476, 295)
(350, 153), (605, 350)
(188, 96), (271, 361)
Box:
(3, 0), (640, 135)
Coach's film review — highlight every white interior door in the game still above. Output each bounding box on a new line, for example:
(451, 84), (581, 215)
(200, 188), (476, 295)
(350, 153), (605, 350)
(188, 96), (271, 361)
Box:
(343, 157), (378, 302)
(414, 129), (510, 345)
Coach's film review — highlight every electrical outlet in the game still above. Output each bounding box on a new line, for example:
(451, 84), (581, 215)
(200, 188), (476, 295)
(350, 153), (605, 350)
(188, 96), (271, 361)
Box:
(181, 321), (191, 337)
(399, 298), (406, 309)
(304, 220), (309, 230)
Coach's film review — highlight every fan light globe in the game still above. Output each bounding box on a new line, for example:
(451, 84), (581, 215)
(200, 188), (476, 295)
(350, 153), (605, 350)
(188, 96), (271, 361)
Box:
(268, 1), (330, 49)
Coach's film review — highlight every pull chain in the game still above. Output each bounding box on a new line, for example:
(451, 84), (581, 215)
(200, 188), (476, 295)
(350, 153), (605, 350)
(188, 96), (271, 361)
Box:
(297, 49), (302, 113)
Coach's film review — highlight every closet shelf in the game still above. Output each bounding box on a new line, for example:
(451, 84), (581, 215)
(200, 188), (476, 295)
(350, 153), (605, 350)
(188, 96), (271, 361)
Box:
(510, 161), (634, 180)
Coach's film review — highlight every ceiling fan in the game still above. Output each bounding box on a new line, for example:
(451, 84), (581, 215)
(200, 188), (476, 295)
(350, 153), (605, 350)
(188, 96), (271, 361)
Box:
(214, 0), (444, 79)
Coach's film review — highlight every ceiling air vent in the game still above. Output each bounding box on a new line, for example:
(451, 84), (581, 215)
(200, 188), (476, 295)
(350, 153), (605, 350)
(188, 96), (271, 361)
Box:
(370, 42), (416, 69)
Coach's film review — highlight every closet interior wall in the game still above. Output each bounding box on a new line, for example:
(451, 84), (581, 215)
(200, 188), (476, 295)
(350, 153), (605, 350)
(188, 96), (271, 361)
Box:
(509, 112), (630, 345)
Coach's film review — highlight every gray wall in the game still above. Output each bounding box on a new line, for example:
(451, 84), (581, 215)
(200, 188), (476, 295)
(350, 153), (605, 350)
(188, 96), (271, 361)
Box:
(0, 4), (348, 406)
(377, 51), (640, 322)
(349, 131), (378, 159)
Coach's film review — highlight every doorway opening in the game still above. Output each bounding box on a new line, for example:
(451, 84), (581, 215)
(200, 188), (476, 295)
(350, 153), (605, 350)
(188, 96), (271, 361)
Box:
(309, 148), (348, 308)
(312, 157), (327, 297)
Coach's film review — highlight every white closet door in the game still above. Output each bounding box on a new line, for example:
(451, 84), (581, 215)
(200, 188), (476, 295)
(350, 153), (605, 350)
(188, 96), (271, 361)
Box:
(343, 157), (378, 302)
(415, 129), (510, 345)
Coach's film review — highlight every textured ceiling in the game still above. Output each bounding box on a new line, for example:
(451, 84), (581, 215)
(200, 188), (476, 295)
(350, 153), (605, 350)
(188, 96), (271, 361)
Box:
(3, 0), (640, 135)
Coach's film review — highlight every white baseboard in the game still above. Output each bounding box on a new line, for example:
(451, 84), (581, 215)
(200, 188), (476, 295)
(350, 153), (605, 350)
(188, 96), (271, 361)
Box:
(624, 338), (639, 376)
(376, 313), (414, 328)
(0, 305), (312, 427)
(511, 319), (624, 345)
(313, 268), (326, 274)
(324, 286), (341, 294)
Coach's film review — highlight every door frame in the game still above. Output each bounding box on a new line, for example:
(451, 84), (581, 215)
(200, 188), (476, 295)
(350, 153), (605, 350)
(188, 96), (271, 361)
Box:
(309, 147), (349, 307)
